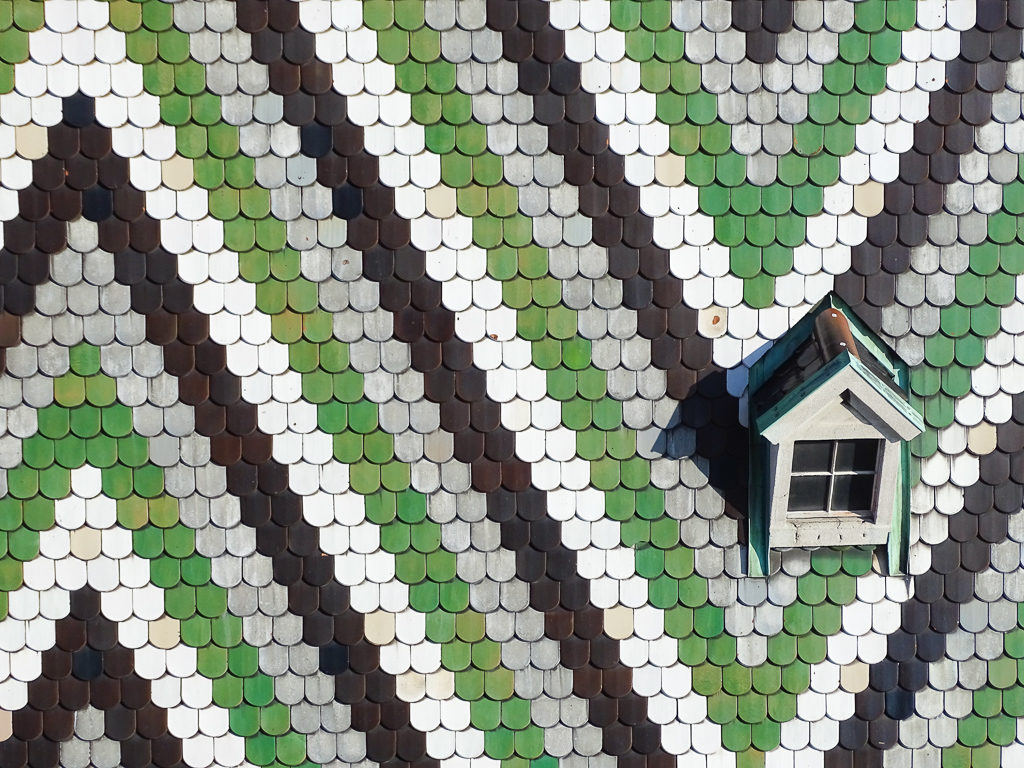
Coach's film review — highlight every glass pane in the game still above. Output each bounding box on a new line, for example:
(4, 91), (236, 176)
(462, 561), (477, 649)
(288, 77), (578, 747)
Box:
(792, 441), (832, 473)
(831, 474), (875, 512)
(788, 476), (830, 512)
(834, 439), (879, 472)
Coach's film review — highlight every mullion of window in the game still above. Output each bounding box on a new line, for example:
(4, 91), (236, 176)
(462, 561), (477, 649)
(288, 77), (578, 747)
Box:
(826, 440), (838, 514)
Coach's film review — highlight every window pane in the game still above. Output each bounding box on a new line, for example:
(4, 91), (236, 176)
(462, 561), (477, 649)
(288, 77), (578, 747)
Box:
(831, 475), (875, 512)
(792, 441), (832, 473)
(788, 476), (830, 512)
(834, 439), (879, 472)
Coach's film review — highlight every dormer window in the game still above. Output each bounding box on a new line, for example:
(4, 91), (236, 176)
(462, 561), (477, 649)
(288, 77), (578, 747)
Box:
(747, 295), (925, 576)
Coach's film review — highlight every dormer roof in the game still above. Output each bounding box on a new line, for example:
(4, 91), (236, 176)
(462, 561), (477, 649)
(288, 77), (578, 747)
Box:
(749, 293), (924, 441)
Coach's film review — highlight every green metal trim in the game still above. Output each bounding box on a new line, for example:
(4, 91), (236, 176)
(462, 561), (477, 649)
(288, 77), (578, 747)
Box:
(747, 427), (770, 577)
(886, 438), (911, 575)
(847, 356), (924, 431)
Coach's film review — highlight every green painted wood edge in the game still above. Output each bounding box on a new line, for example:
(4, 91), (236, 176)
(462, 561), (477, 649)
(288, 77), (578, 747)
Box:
(747, 426), (770, 578)
(886, 437), (911, 576)
(846, 355), (924, 432)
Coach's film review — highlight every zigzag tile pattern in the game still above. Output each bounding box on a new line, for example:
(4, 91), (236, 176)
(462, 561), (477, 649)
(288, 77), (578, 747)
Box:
(3, 1), (1024, 768)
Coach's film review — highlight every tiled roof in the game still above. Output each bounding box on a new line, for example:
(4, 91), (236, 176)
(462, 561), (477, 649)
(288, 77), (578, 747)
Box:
(0, 1), (1023, 768)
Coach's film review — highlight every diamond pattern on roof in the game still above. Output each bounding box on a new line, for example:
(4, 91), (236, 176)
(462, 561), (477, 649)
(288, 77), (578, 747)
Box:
(2, 1), (1024, 768)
